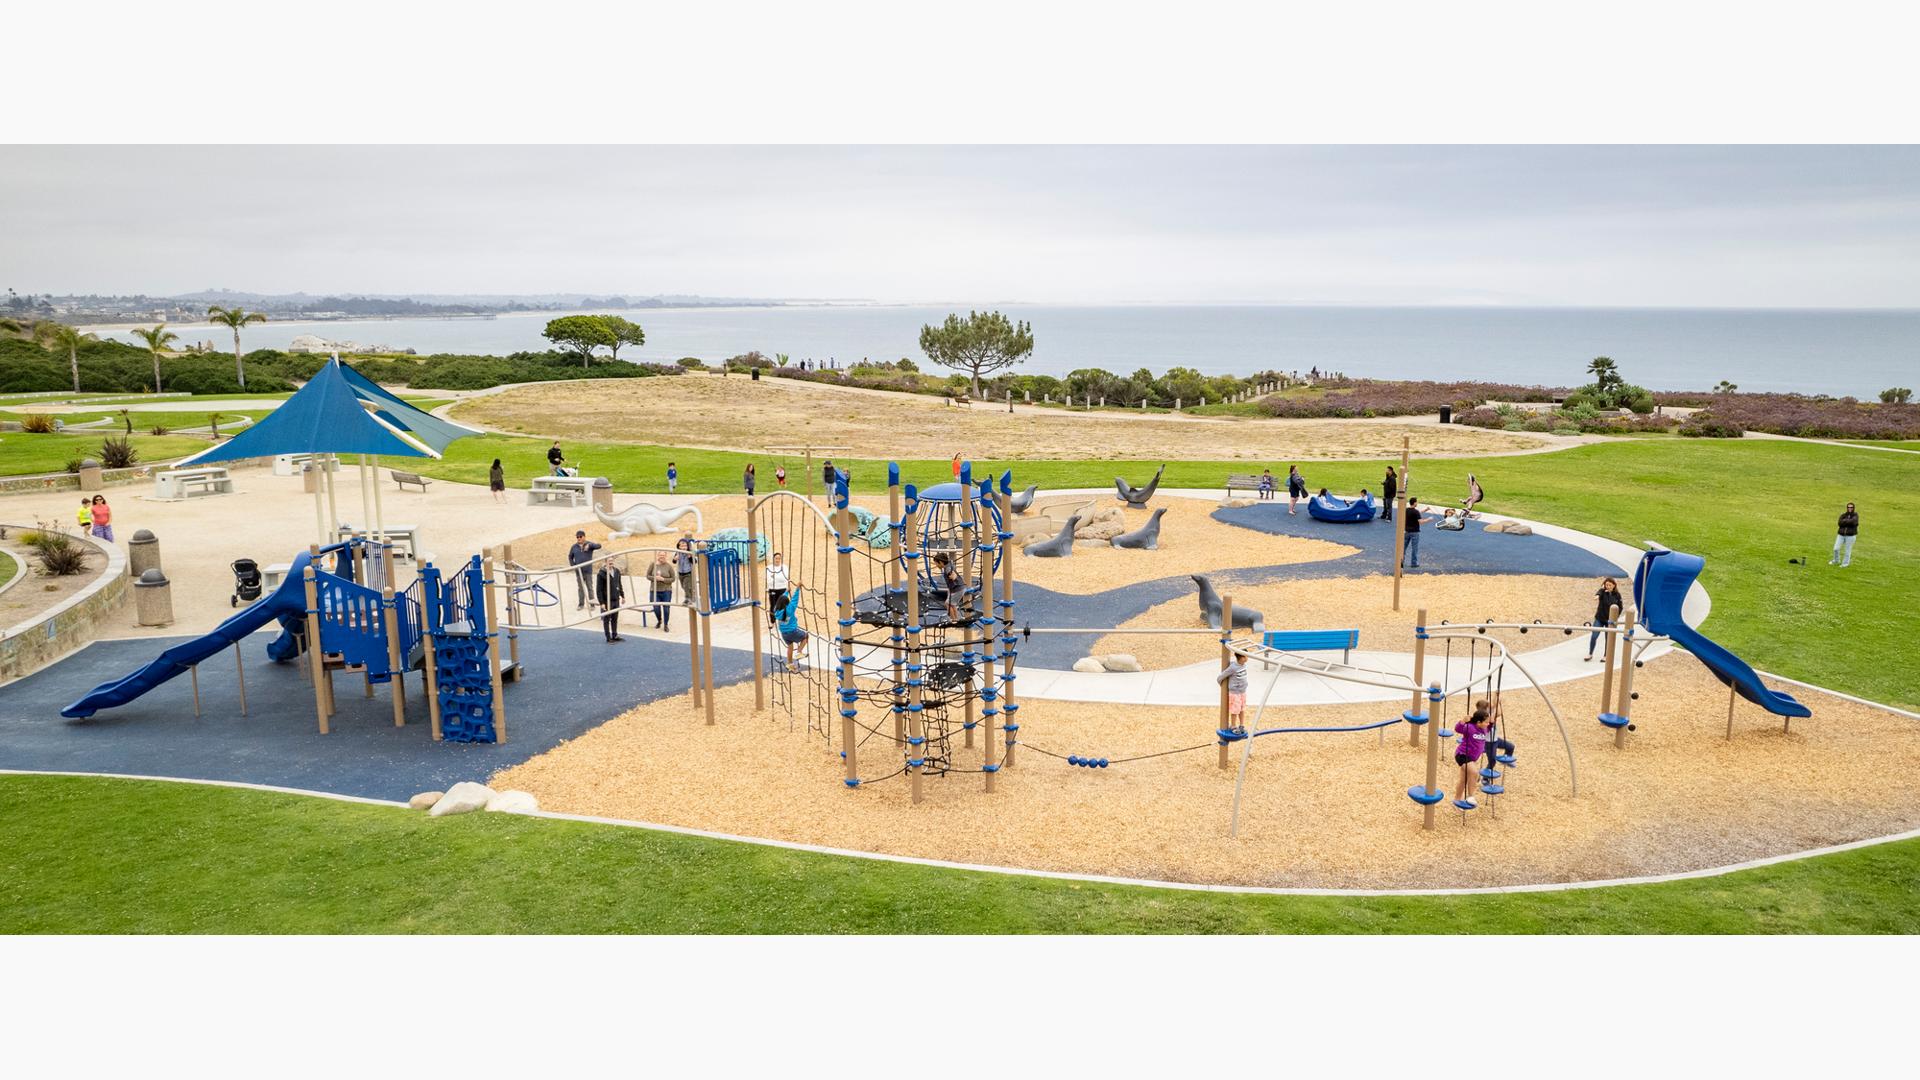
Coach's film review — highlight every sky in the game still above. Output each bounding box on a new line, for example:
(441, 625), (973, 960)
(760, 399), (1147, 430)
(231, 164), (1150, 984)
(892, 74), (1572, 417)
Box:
(4, 145), (1918, 307)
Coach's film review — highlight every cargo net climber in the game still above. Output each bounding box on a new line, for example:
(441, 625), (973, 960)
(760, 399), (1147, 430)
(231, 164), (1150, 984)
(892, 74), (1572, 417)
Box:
(751, 461), (1023, 802)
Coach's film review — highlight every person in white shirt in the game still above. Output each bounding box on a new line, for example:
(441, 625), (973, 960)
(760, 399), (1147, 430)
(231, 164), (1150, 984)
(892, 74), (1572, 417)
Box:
(765, 551), (791, 627)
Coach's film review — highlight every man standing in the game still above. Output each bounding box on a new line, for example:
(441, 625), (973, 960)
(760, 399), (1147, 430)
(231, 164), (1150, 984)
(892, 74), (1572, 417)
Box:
(568, 530), (600, 609)
(595, 557), (625, 642)
(821, 458), (837, 501)
(1402, 497), (1430, 569)
(674, 530), (698, 608)
(646, 551), (677, 629)
(1831, 502), (1860, 567)
(1381, 465), (1398, 521)
(547, 441), (566, 474)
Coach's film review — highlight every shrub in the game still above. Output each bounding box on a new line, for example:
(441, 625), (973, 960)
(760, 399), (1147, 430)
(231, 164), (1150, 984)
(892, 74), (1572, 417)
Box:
(676, 357), (705, 369)
(98, 436), (138, 469)
(1620, 388), (1655, 414)
(1679, 415), (1746, 438)
(20, 413), (56, 433)
(1522, 416), (1554, 433)
(149, 424), (169, 436)
(1882, 387), (1913, 404)
(25, 525), (88, 575)
(726, 351), (774, 370)
(62, 456), (85, 474)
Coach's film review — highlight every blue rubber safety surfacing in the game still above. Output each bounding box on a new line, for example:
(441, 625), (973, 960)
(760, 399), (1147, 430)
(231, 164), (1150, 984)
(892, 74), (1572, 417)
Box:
(0, 629), (751, 801)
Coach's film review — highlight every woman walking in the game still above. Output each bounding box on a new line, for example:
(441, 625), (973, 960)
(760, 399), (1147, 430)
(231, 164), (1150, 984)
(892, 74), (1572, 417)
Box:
(1831, 502), (1859, 567)
(88, 495), (114, 543)
(488, 458), (506, 504)
(1586, 576), (1624, 661)
(743, 462), (756, 497)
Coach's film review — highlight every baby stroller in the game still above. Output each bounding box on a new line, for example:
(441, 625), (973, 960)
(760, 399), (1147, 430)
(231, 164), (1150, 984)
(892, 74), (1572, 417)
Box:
(231, 558), (263, 607)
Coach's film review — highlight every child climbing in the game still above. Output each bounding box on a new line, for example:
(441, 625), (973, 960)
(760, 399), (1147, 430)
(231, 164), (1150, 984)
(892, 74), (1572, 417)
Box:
(765, 551), (790, 627)
(775, 581), (807, 670)
(1217, 650), (1249, 733)
(1453, 702), (1493, 808)
(933, 552), (963, 622)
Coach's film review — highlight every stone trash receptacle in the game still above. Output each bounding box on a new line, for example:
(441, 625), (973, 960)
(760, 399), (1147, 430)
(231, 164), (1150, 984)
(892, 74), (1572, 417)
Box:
(303, 463), (320, 493)
(78, 458), (104, 491)
(593, 477), (613, 513)
(134, 568), (174, 627)
(128, 529), (162, 577)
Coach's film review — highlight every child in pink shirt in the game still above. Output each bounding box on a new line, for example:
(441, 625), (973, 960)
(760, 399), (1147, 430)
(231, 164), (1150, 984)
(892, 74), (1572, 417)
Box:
(1453, 703), (1493, 808)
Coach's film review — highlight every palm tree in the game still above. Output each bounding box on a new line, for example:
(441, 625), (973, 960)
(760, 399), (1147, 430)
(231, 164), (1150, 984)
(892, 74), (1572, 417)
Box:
(132, 323), (179, 393)
(33, 321), (97, 393)
(1714, 380), (1739, 395)
(205, 305), (267, 389)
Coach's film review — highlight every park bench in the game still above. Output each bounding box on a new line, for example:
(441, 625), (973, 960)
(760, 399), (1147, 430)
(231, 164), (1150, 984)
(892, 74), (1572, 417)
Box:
(153, 466), (234, 500)
(1262, 628), (1362, 664)
(1225, 473), (1269, 497)
(390, 470), (432, 493)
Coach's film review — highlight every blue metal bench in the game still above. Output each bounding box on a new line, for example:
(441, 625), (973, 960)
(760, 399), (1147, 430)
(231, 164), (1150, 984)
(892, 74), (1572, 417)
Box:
(1262, 628), (1361, 663)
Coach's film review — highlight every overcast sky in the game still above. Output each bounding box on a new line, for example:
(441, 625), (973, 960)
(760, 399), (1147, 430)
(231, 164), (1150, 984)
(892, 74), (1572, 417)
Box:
(4, 145), (1917, 307)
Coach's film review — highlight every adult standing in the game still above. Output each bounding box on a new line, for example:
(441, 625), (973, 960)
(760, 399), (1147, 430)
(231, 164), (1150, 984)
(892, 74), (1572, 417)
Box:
(1381, 465), (1398, 521)
(743, 462), (756, 497)
(568, 530), (601, 609)
(822, 457), (837, 497)
(646, 551), (676, 629)
(595, 557), (626, 642)
(1831, 502), (1860, 567)
(1286, 465), (1307, 514)
(674, 530), (698, 606)
(1586, 576), (1624, 661)
(1401, 497), (1430, 569)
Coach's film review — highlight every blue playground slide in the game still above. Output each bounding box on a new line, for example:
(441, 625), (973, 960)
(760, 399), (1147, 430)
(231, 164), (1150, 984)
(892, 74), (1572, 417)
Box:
(1633, 546), (1811, 719)
(1308, 493), (1376, 523)
(61, 551), (317, 719)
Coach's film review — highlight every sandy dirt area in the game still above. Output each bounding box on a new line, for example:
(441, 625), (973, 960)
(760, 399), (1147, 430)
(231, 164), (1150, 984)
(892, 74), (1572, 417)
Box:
(493, 659), (1920, 890)
(452, 374), (1554, 461)
(0, 529), (108, 630)
(1091, 573), (1595, 669)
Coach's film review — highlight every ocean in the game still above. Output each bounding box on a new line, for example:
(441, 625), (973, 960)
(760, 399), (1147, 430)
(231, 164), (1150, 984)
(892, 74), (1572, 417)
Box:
(93, 304), (1920, 396)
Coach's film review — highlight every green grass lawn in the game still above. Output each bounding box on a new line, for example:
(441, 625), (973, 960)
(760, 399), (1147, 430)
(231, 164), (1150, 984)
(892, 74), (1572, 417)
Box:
(3, 775), (1914, 933)
(1840, 439), (1920, 450)
(0, 432), (214, 476)
(0, 548), (17, 588)
(419, 435), (1916, 708)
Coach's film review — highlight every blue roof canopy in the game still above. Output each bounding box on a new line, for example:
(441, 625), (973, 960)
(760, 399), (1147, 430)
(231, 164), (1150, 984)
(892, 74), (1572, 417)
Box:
(174, 358), (479, 466)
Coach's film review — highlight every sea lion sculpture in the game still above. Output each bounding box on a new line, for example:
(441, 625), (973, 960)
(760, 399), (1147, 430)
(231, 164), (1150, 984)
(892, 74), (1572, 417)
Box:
(1114, 464), (1166, 508)
(594, 501), (704, 539)
(1024, 515), (1081, 558)
(1192, 573), (1265, 633)
(1111, 507), (1167, 550)
(1009, 484), (1040, 515)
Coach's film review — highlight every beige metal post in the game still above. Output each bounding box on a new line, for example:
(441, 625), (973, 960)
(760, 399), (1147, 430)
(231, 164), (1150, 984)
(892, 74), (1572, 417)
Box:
(1726, 683), (1738, 740)
(1218, 595), (1235, 768)
(501, 543), (521, 676)
(484, 550), (508, 743)
(1612, 608), (1638, 749)
(907, 502), (928, 796)
(323, 454), (339, 542)
(835, 504), (859, 784)
(1391, 468), (1409, 611)
(303, 565), (329, 735)
(885, 484), (904, 744)
(421, 561), (441, 740)
(190, 664), (201, 717)
(1600, 602), (1622, 715)
(1422, 682), (1442, 830)
(997, 487), (1019, 770)
(747, 503), (766, 711)
(383, 584), (406, 727)
(1409, 607), (1428, 747)
(233, 642), (248, 717)
(976, 498), (999, 795)
(695, 548), (717, 727)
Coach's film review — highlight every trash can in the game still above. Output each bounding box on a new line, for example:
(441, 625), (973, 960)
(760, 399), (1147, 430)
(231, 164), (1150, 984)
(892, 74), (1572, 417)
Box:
(751, 368), (761, 381)
(303, 463), (320, 493)
(134, 568), (174, 627)
(128, 529), (162, 577)
(592, 477), (613, 513)
(78, 457), (104, 491)
(1439, 405), (1453, 424)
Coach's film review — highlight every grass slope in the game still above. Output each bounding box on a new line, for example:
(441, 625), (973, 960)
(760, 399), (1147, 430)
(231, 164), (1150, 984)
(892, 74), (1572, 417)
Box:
(418, 435), (1917, 708)
(0, 433), (214, 477)
(4, 775), (1915, 933)
(0, 548), (16, 588)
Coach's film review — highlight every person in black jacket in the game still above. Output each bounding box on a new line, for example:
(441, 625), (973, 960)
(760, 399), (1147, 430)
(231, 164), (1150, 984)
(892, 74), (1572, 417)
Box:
(1586, 576), (1624, 660)
(568, 530), (601, 609)
(1381, 466), (1398, 521)
(595, 558), (625, 642)
(1831, 502), (1859, 567)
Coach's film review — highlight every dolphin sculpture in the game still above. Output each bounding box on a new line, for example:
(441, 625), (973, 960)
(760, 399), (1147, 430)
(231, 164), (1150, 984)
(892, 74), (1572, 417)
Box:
(1009, 483), (1040, 514)
(1192, 573), (1265, 633)
(593, 501), (704, 539)
(1024, 515), (1081, 558)
(1114, 464), (1166, 508)
(1111, 507), (1167, 550)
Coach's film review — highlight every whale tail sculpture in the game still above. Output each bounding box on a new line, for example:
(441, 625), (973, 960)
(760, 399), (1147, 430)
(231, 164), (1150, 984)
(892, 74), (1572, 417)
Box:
(1111, 507), (1167, 550)
(594, 501), (704, 539)
(1115, 464), (1167, 508)
(1192, 573), (1265, 633)
(1024, 515), (1081, 558)
(1009, 483), (1040, 515)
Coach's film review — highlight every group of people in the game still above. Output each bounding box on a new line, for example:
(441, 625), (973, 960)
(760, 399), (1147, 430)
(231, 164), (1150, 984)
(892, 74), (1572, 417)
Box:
(74, 494), (113, 542)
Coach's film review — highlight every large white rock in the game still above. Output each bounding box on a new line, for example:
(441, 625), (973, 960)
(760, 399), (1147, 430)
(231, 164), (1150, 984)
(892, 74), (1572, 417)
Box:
(408, 791), (443, 810)
(428, 781), (494, 817)
(1098, 653), (1143, 673)
(485, 790), (540, 815)
(1072, 657), (1106, 673)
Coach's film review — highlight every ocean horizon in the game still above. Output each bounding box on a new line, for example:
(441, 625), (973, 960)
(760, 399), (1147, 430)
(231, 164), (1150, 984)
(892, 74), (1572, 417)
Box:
(90, 303), (1920, 396)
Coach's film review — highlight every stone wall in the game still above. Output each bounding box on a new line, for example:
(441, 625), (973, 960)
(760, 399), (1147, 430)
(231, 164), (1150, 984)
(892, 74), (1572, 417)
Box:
(0, 528), (130, 684)
(0, 457), (276, 495)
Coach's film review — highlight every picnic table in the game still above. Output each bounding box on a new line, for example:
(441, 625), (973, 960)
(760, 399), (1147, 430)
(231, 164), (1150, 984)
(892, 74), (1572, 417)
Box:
(153, 466), (234, 500)
(332, 523), (421, 561)
(273, 453), (338, 477)
(528, 475), (595, 507)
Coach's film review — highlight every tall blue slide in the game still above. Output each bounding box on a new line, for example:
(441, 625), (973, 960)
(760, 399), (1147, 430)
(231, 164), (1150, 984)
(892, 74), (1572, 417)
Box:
(1633, 546), (1810, 719)
(61, 550), (317, 719)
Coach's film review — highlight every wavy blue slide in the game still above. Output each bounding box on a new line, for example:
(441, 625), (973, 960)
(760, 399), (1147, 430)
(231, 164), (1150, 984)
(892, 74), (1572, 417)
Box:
(61, 550), (316, 719)
(1633, 546), (1810, 719)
